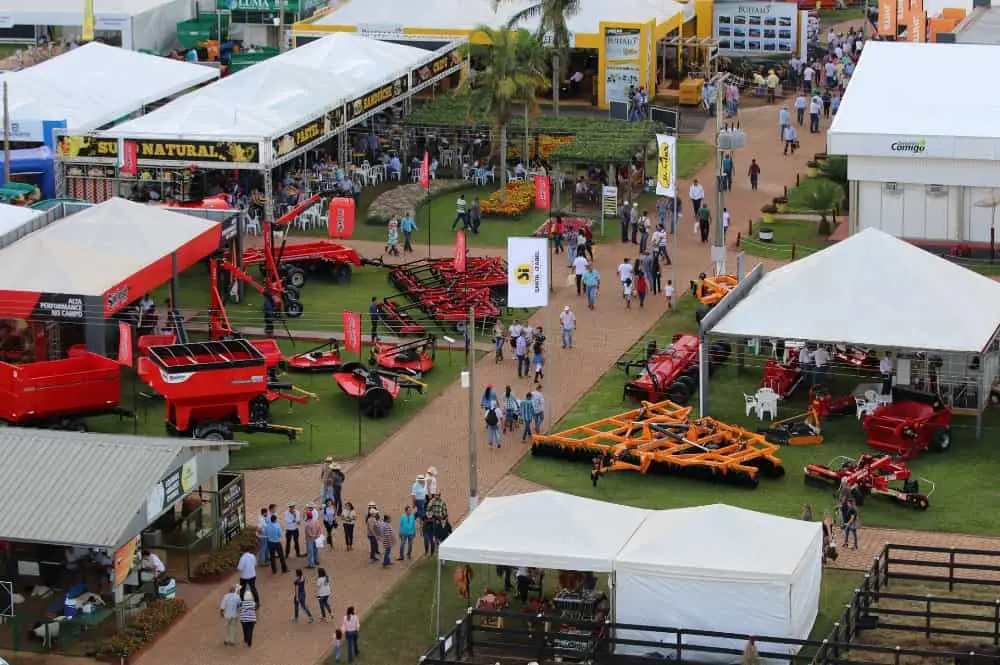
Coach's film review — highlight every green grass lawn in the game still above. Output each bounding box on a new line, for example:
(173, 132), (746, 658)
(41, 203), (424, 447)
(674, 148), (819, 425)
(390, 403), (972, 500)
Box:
(740, 218), (834, 260)
(818, 7), (867, 23)
(518, 296), (1000, 536)
(331, 557), (863, 665)
(787, 177), (847, 214)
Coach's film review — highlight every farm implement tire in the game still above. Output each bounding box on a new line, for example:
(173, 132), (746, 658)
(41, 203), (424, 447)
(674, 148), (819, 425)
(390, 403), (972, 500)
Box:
(907, 494), (930, 510)
(284, 296), (304, 318)
(930, 426), (951, 453)
(333, 263), (353, 284)
(360, 386), (394, 418)
(285, 266), (307, 289)
(665, 381), (691, 404)
(194, 423), (233, 441)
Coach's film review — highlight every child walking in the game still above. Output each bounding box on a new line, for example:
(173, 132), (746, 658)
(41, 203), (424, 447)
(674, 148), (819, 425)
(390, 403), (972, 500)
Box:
(664, 279), (675, 311)
(293, 569), (314, 623)
(333, 628), (344, 662)
(385, 219), (400, 257)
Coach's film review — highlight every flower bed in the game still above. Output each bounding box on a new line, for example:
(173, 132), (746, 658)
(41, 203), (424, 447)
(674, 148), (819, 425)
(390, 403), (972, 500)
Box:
(191, 528), (257, 581)
(91, 599), (187, 659)
(534, 217), (592, 237)
(367, 179), (465, 222)
(480, 181), (535, 217)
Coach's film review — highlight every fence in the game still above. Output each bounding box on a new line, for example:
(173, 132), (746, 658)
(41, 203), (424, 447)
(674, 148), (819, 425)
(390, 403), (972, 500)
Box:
(417, 544), (1000, 665)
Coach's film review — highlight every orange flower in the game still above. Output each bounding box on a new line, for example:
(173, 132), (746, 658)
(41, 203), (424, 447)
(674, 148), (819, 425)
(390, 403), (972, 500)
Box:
(480, 181), (536, 217)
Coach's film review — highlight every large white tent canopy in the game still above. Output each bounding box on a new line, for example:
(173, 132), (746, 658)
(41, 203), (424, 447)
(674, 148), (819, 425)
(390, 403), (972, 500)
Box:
(105, 33), (441, 145)
(707, 228), (1000, 353)
(0, 204), (44, 249)
(2, 43), (217, 142)
(438, 490), (650, 572)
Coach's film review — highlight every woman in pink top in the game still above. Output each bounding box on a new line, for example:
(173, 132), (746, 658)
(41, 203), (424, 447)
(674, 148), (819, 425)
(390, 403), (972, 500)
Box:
(341, 606), (360, 662)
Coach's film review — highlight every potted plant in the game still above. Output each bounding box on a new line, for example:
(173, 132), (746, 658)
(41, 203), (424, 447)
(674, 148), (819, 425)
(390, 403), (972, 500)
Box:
(814, 152), (828, 163)
(806, 161), (820, 178)
(760, 203), (777, 224)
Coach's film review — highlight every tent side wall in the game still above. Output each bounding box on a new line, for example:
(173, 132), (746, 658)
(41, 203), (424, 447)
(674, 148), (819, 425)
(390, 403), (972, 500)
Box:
(789, 528), (823, 643)
(131, 0), (195, 53)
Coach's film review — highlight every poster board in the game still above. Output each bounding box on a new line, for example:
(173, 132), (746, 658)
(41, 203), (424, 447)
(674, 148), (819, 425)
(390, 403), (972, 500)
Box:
(598, 21), (654, 109)
(714, 2), (799, 57)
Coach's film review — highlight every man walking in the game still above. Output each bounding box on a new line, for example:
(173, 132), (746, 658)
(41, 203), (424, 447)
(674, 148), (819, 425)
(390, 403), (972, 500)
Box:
(559, 305), (576, 349)
(783, 123), (798, 156)
(619, 201), (631, 243)
(400, 213), (417, 253)
(380, 513), (395, 567)
(698, 205), (711, 243)
(469, 197), (482, 234)
(220, 584), (242, 646)
(451, 194), (468, 230)
(779, 105), (790, 141)
(265, 514), (288, 574)
(688, 180), (704, 215)
(748, 158), (761, 191)
(284, 501), (302, 558)
(809, 93), (822, 133)
(236, 545), (260, 606)
(304, 508), (323, 568)
(514, 331), (529, 378)
(368, 297), (379, 342)
(582, 263), (600, 310)
(531, 386), (546, 434)
(519, 391), (535, 441)
(572, 252), (588, 296)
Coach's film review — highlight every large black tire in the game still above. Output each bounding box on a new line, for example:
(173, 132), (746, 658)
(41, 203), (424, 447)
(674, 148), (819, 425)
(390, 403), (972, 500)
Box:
(193, 422), (232, 441)
(285, 266), (307, 289)
(284, 296), (304, 318)
(695, 304), (713, 323)
(930, 426), (951, 453)
(676, 375), (697, 392)
(682, 366), (699, 382)
(359, 386), (394, 418)
(665, 381), (691, 404)
(332, 263), (353, 284)
(283, 284), (300, 300)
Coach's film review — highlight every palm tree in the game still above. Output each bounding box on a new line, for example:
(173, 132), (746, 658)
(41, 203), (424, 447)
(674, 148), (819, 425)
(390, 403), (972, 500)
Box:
(495, 0), (580, 116)
(460, 26), (549, 198)
(794, 179), (844, 234)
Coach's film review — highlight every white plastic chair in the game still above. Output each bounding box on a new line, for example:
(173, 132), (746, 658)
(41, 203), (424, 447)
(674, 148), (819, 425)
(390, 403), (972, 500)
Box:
(754, 388), (778, 420)
(744, 393), (758, 418)
(855, 397), (877, 420)
(875, 393), (893, 407)
(244, 211), (261, 236)
(410, 168), (421, 183)
(864, 389), (878, 404)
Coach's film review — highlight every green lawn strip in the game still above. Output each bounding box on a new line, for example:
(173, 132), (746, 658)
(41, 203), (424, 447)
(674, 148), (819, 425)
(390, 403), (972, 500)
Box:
(518, 296), (1000, 535)
(328, 558), (862, 665)
(818, 7), (867, 22)
(786, 177), (846, 214)
(740, 218), (833, 260)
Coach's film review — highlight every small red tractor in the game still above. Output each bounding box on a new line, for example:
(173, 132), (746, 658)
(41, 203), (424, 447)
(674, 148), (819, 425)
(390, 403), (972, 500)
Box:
(333, 362), (426, 418)
(804, 454), (933, 510)
(618, 334), (731, 405)
(862, 388), (952, 459)
(757, 385), (855, 446)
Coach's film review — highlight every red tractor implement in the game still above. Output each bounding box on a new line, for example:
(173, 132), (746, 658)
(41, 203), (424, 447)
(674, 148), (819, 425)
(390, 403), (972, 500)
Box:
(757, 385), (856, 446)
(378, 297), (427, 335)
(333, 362), (427, 418)
(862, 388), (951, 459)
(804, 454), (933, 510)
(833, 345), (878, 371)
(371, 336), (435, 374)
(285, 339), (344, 372)
(138, 340), (303, 440)
(618, 334), (730, 405)
(761, 346), (803, 398)
(0, 352), (130, 430)
(242, 241), (362, 289)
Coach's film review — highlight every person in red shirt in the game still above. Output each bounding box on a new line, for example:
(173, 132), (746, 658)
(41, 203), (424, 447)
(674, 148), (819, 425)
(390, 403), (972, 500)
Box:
(582, 225), (594, 261)
(551, 217), (564, 254)
(635, 270), (649, 308)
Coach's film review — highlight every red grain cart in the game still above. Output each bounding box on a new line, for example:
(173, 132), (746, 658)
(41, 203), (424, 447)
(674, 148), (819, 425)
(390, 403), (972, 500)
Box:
(0, 352), (128, 430)
(138, 339), (300, 440)
(862, 389), (951, 459)
(242, 241), (363, 288)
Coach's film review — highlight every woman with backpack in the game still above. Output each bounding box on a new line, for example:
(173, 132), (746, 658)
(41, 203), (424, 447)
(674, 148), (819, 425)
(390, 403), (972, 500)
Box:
(484, 403), (503, 449)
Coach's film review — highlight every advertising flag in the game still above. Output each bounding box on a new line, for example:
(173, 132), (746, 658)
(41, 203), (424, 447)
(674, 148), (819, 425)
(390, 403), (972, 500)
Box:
(879, 0), (898, 36)
(533, 175), (550, 210)
(343, 311), (361, 354)
(506, 237), (549, 308)
(117, 321), (133, 367)
(655, 134), (677, 197)
(327, 197), (356, 238)
(419, 151), (430, 189)
(112, 537), (139, 587)
(909, 10), (926, 41)
(455, 231), (466, 272)
(82, 0), (95, 42)
(119, 140), (138, 176)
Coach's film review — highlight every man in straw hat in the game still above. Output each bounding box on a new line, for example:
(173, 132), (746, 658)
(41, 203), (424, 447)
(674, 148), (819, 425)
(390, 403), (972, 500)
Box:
(411, 474), (427, 518)
(219, 583), (242, 646)
(283, 501), (303, 559)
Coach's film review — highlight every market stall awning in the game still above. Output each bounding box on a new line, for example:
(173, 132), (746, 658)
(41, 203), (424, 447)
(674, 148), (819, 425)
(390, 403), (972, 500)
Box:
(0, 428), (242, 549)
(439, 490), (649, 572)
(0, 197), (220, 320)
(3, 42), (217, 140)
(707, 228), (1000, 353)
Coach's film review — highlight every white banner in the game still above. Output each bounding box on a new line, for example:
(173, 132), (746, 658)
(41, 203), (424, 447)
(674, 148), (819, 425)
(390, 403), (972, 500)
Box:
(655, 134), (677, 197)
(507, 237), (549, 308)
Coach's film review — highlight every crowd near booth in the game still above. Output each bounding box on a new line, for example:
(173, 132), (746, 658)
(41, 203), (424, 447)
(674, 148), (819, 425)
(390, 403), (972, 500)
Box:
(700, 229), (1000, 434)
(54, 32), (465, 219)
(0, 429), (244, 650)
(0, 0), (194, 51)
(828, 42), (1000, 245)
(0, 198), (221, 359)
(0, 43), (217, 199)
(435, 491), (820, 661)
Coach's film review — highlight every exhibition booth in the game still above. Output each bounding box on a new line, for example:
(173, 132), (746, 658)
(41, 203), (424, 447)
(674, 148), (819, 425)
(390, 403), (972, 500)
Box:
(437, 491), (821, 660)
(0, 429), (244, 645)
(55, 33), (466, 215)
(701, 229), (1000, 431)
(1, 43), (217, 199)
(828, 42), (1000, 243)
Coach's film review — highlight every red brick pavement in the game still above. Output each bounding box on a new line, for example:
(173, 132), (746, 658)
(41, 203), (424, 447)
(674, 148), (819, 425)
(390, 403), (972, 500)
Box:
(133, 104), (921, 665)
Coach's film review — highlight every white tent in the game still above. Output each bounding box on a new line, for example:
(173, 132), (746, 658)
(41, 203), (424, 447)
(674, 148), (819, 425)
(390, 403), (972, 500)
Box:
(439, 490), (650, 571)
(0, 0), (194, 51)
(0, 204), (44, 249)
(707, 228), (1000, 353)
(3, 43), (217, 142)
(613, 505), (822, 661)
(105, 33), (438, 145)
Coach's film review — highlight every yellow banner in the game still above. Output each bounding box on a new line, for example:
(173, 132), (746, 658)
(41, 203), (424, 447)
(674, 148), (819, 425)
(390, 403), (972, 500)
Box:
(655, 134), (677, 198)
(82, 0), (95, 42)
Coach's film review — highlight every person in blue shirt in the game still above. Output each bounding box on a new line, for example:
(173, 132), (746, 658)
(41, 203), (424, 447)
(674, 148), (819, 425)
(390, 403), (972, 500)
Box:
(265, 515), (288, 575)
(519, 391), (535, 441)
(397, 506), (417, 561)
(778, 106), (791, 141)
(388, 154), (402, 177)
(581, 264), (601, 310)
(400, 214), (417, 254)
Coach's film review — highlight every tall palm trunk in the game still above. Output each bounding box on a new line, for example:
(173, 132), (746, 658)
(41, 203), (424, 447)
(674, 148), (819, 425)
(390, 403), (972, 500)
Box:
(551, 52), (560, 116)
(499, 123), (509, 202)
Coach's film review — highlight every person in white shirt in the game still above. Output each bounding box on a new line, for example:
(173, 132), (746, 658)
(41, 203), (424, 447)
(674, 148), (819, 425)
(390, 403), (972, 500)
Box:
(794, 93), (807, 125)
(722, 208), (730, 235)
(879, 352), (893, 394)
(617, 258), (634, 288)
(572, 254), (589, 296)
(284, 502), (302, 558)
(798, 346), (814, 385)
(809, 96), (822, 133)
(559, 305), (576, 349)
(664, 279), (675, 311)
(688, 180), (705, 215)
(236, 547), (260, 607)
(140, 549), (166, 584)
(220, 585), (242, 646)
(802, 65), (814, 91)
(812, 345), (831, 384)
(568, 69), (584, 97)
(783, 124), (798, 155)
(256, 507), (269, 565)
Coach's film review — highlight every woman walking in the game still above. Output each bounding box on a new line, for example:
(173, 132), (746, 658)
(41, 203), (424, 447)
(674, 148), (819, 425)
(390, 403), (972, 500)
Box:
(342, 606), (361, 662)
(323, 499), (337, 547)
(316, 567), (332, 621)
(340, 502), (356, 551)
(292, 569), (314, 623)
(239, 589), (257, 647)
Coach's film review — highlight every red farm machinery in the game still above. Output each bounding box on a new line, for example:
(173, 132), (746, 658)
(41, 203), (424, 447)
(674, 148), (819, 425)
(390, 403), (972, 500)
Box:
(804, 454), (933, 510)
(617, 334), (731, 405)
(862, 388), (952, 459)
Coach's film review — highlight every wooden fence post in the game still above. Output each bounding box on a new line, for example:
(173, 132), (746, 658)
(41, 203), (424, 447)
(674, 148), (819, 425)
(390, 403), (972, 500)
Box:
(925, 594), (933, 639)
(791, 244), (797, 260)
(949, 548), (956, 592)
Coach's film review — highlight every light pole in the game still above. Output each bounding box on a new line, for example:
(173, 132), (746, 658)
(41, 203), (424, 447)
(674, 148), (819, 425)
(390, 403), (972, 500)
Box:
(710, 73), (746, 276)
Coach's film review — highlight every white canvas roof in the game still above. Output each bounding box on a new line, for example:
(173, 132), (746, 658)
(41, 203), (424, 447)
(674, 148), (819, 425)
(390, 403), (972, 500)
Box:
(708, 228), (1000, 353)
(0, 204), (44, 243)
(4, 43), (217, 135)
(0, 0), (177, 15)
(828, 42), (1000, 160)
(105, 33), (435, 144)
(615, 505), (821, 582)
(438, 490), (649, 572)
(310, 0), (683, 38)
(0, 198), (218, 296)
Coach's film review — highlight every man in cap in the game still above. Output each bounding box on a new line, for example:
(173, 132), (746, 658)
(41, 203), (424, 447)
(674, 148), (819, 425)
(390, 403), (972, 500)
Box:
(411, 474), (428, 518)
(283, 501), (302, 559)
(330, 463), (346, 514)
(220, 583), (242, 645)
(559, 305), (576, 350)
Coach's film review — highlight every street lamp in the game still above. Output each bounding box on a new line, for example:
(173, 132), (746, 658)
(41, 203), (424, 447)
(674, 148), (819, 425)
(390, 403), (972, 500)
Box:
(710, 73), (746, 276)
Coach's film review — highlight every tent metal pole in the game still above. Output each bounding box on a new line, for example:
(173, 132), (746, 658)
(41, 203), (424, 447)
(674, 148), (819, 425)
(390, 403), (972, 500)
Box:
(434, 555), (443, 638)
(698, 333), (708, 417)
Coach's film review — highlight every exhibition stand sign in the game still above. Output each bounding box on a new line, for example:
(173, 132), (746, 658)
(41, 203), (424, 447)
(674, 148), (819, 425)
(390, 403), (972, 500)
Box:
(598, 21), (655, 108)
(713, 2), (799, 57)
(56, 135), (262, 169)
(273, 107), (345, 161)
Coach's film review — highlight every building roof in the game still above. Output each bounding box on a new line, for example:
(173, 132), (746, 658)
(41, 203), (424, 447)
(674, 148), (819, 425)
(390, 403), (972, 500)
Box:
(955, 6), (1000, 44)
(0, 204), (44, 249)
(707, 228), (1000, 353)
(827, 41), (1000, 160)
(0, 0), (179, 17)
(3, 43), (217, 134)
(0, 429), (235, 548)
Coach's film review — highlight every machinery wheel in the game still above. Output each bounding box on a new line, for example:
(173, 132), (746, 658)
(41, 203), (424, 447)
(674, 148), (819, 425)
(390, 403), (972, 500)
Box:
(908, 494), (930, 510)
(285, 267), (307, 289)
(930, 426), (951, 453)
(284, 297), (304, 318)
(332, 263), (353, 284)
(665, 381), (691, 404)
(695, 304), (713, 323)
(359, 386), (394, 418)
(902, 479), (920, 495)
(249, 395), (270, 425)
(340, 361), (366, 374)
(193, 423), (233, 441)
(62, 418), (88, 432)
(676, 375), (697, 392)
(283, 284), (300, 301)
(682, 366), (699, 382)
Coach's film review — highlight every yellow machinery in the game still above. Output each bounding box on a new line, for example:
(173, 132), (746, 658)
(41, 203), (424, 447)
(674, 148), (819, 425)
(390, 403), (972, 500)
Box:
(678, 77), (704, 106)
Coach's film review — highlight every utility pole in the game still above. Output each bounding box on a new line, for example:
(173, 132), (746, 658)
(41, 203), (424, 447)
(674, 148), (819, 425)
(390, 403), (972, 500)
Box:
(2, 81), (9, 186)
(277, 0), (287, 52)
(467, 304), (478, 512)
(711, 73), (745, 276)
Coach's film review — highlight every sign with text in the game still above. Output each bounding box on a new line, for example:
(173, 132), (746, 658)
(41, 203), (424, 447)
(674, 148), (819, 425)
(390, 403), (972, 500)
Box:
(58, 136), (260, 164)
(655, 134), (677, 198)
(343, 312), (361, 354)
(327, 197), (355, 239)
(879, 0), (898, 35)
(412, 47), (464, 87)
(346, 76), (409, 121)
(272, 107), (344, 159)
(218, 0), (326, 11)
(219, 475), (246, 545)
(31, 293), (85, 321)
(507, 237), (549, 308)
(112, 537), (139, 587)
(534, 175), (550, 210)
(714, 2), (799, 57)
(145, 458), (199, 522)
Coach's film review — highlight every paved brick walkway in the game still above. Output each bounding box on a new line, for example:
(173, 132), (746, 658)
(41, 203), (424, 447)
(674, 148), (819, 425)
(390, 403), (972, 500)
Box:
(135, 104), (840, 665)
